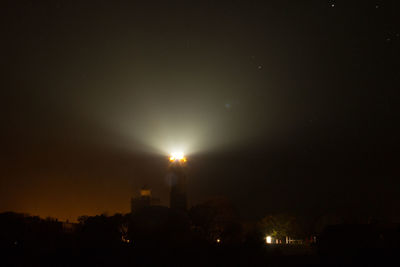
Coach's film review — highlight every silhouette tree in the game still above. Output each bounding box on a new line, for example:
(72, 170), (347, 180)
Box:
(259, 214), (300, 241)
(190, 197), (242, 244)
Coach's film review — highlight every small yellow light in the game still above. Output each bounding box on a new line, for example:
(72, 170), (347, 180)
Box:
(266, 236), (272, 244)
(216, 238), (221, 243)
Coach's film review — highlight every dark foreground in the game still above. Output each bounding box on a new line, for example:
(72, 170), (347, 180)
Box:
(2, 211), (400, 266)
(3, 243), (400, 266)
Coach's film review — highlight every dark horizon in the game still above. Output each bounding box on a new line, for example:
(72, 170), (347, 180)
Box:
(2, 0), (400, 222)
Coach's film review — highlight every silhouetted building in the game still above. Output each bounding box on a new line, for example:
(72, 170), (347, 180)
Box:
(168, 160), (187, 211)
(130, 186), (160, 214)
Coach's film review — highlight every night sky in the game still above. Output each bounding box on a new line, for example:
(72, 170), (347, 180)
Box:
(2, 0), (400, 222)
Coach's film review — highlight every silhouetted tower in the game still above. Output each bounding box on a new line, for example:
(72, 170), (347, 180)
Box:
(168, 154), (187, 211)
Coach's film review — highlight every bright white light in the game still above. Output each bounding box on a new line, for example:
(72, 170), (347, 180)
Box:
(266, 236), (272, 244)
(172, 152), (184, 160)
(169, 152), (186, 162)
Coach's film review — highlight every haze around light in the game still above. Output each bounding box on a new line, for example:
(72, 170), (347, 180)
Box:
(83, 71), (282, 158)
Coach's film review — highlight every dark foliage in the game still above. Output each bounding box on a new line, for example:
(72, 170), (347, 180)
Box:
(2, 210), (400, 266)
